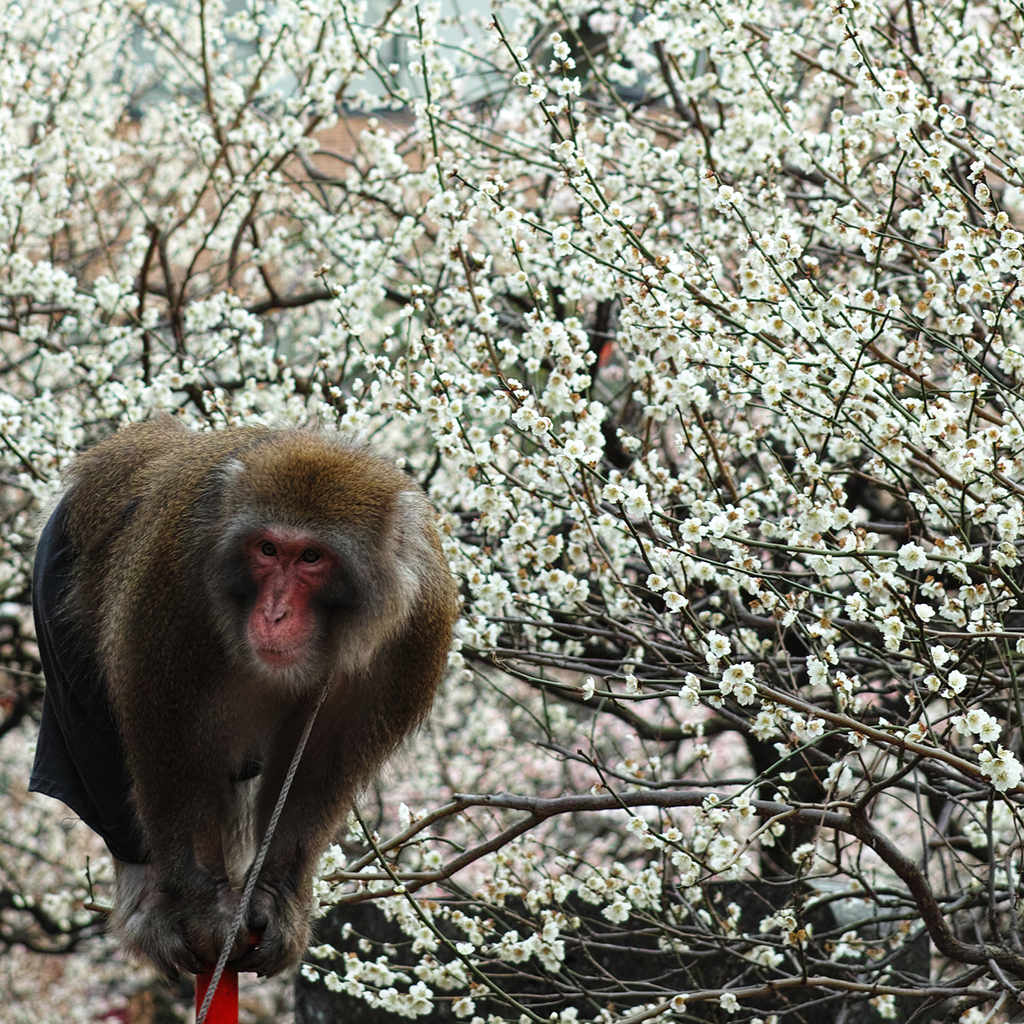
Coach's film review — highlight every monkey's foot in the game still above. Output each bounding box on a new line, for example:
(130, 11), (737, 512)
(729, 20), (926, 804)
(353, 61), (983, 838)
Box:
(231, 879), (313, 976)
(110, 862), (249, 976)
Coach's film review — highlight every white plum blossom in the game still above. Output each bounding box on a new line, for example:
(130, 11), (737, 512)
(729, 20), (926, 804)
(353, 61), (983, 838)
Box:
(624, 484), (652, 518)
(953, 710), (1002, 744)
(881, 616), (905, 651)
(494, 930), (534, 963)
(978, 748), (1024, 793)
(602, 898), (631, 924)
(720, 662), (758, 705)
(719, 991), (740, 1013)
(897, 543), (928, 570)
(705, 631), (732, 663)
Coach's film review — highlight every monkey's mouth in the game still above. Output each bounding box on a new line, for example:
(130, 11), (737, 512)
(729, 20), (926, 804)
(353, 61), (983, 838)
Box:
(255, 645), (305, 669)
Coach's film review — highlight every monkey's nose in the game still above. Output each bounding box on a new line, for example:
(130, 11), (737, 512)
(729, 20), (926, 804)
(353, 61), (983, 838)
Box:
(261, 594), (290, 624)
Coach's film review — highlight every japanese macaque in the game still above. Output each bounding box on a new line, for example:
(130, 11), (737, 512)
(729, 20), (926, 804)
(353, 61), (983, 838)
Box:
(29, 419), (460, 977)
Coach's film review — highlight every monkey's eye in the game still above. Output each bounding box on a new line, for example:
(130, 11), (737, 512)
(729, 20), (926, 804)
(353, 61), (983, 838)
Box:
(299, 548), (321, 563)
(260, 541), (277, 557)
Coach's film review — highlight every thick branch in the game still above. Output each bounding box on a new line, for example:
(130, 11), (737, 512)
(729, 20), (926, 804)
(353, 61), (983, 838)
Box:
(333, 789), (1024, 977)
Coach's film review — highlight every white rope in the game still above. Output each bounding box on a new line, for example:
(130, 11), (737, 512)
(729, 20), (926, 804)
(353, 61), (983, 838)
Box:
(196, 683), (329, 1024)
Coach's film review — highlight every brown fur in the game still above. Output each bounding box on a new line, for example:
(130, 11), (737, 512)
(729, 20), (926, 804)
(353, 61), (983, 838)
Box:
(56, 418), (460, 976)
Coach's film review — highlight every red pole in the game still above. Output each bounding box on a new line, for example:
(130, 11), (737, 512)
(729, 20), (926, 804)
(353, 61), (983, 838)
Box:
(195, 967), (239, 1024)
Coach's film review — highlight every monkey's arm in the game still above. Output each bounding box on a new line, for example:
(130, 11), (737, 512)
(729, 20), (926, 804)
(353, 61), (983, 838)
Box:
(98, 557), (257, 976)
(105, 672), (253, 976)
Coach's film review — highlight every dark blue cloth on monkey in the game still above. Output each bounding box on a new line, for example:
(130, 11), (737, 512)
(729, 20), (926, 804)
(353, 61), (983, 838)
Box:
(29, 496), (145, 864)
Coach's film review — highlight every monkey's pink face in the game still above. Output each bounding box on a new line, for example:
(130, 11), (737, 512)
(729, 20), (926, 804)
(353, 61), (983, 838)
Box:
(245, 530), (338, 669)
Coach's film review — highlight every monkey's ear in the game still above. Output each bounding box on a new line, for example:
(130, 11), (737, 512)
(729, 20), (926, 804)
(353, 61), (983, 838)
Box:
(390, 489), (434, 543)
(219, 458), (247, 485)
(389, 490), (441, 602)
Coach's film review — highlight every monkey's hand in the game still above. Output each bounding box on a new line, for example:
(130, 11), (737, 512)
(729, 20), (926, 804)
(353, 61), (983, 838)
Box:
(110, 861), (250, 976)
(232, 877), (313, 976)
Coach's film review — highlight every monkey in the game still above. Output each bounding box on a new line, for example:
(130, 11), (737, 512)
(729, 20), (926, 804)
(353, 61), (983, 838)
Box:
(29, 418), (461, 977)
